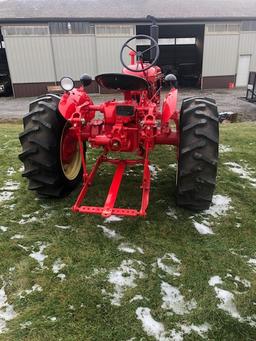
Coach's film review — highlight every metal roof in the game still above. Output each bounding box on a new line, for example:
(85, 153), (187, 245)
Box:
(0, 0), (255, 22)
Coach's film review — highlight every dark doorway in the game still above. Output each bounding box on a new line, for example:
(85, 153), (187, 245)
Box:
(0, 29), (13, 96)
(136, 24), (205, 88)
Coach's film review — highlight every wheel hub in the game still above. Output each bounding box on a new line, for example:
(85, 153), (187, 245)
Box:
(60, 124), (81, 181)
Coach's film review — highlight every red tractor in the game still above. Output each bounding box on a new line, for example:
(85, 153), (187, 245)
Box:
(19, 27), (219, 218)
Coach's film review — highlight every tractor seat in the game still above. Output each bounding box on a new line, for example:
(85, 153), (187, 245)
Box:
(95, 73), (149, 91)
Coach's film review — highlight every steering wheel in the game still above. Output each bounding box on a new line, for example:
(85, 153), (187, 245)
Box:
(120, 34), (160, 72)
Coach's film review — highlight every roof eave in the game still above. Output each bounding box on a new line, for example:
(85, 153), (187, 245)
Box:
(0, 16), (256, 24)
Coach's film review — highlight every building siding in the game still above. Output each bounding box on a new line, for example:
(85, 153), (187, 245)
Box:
(202, 33), (240, 77)
(95, 24), (135, 74)
(239, 32), (256, 71)
(51, 35), (97, 79)
(3, 33), (56, 83)
(2, 24), (135, 90)
(95, 36), (135, 74)
(2, 21), (256, 96)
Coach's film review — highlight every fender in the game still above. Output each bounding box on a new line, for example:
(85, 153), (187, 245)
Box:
(58, 87), (93, 120)
(161, 88), (178, 124)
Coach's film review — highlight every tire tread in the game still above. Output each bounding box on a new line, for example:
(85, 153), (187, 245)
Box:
(176, 96), (219, 211)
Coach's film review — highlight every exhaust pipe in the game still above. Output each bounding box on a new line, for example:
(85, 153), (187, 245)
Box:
(147, 15), (159, 62)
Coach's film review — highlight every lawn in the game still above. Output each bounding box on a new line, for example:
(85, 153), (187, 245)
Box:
(0, 122), (256, 341)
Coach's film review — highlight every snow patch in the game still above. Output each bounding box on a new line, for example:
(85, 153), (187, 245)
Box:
(209, 276), (223, 287)
(193, 222), (214, 235)
(29, 242), (48, 268)
(2, 204), (16, 211)
(204, 195), (232, 218)
(0, 283), (17, 334)
(103, 259), (145, 306)
(104, 215), (123, 223)
(179, 323), (211, 339)
(153, 253), (181, 277)
(86, 268), (107, 279)
(18, 216), (38, 225)
(17, 244), (29, 252)
(0, 226), (8, 232)
(222, 273), (251, 290)
(192, 195), (232, 235)
(18, 165), (24, 172)
(168, 163), (177, 170)
(52, 258), (65, 275)
(40, 204), (51, 210)
(248, 258), (256, 272)
(118, 242), (144, 254)
(97, 224), (122, 240)
(1, 180), (20, 191)
(18, 284), (42, 298)
(49, 316), (57, 322)
(0, 180), (19, 202)
(55, 225), (71, 230)
(149, 164), (162, 179)
(209, 275), (256, 326)
(6, 167), (16, 176)
(219, 144), (232, 153)
(57, 274), (66, 281)
(161, 281), (197, 315)
(166, 207), (178, 219)
(136, 307), (210, 340)
(10, 234), (24, 240)
(20, 321), (32, 329)
(214, 287), (240, 319)
(0, 192), (13, 202)
(234, 276), (251, 289)
(130, 294), (144, 303)
(225, 162), (256, 188)
(136, 307), (166, 340)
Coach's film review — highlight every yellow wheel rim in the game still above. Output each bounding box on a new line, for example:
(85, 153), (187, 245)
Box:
(60, 123), (81, 181)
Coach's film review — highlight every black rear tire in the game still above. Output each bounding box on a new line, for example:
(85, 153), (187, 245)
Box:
(19, 94), (82, 198)
(176, 97), (219, 211)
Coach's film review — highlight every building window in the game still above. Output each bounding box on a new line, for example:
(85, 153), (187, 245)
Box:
(95, 25), (134, 36)
(228, 24), (241, 32)
(207, 25), (215, 33)
(206, 24), (240, 34)
(136, 37), (195, 46)
(49, 22), (95, 35)
(2, 26), (49, 36)
(136, 38), (175, 46)
(241, 21), (256, 31)
(176, 37), (196, 45)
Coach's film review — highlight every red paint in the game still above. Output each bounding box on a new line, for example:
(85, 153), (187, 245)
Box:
(58, 58), (180, 218)
(61, 128), (77, 164)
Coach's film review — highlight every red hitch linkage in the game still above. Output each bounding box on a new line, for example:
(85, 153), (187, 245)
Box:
(72, 153), (150, 218)
(72, 154), (150, 218)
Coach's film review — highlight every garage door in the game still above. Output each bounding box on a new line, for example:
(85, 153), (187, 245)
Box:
(236, 55), (251, 87)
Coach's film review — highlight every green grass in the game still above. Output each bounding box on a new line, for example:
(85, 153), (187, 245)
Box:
(0, 122), (256, 341)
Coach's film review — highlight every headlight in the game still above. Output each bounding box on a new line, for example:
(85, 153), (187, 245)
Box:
(60, 77), (74, 91)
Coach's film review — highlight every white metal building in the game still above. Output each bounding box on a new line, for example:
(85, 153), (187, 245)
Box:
(0, 0), (256, 97)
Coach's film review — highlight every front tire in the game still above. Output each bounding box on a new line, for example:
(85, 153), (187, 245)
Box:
(19, 94), (82, 198)
(176, 97), (219, 211)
